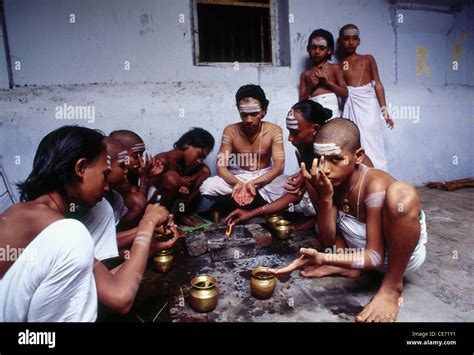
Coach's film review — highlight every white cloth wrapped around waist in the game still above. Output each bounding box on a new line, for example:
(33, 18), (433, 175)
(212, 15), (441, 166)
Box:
(342, 80), (387, 171)
(199, 165), (287, 204)
(309, 92), (340, 119)
(336, 210), (428, 273)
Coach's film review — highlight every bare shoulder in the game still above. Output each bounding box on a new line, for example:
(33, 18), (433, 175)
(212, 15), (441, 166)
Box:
(154, 151), (171, 165)
(264, 121), (283, 133)
(0, 202), (63, 240)
(365, 168), (396, 195)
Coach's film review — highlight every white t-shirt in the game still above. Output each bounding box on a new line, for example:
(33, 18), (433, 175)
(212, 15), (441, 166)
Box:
(82, 199), (119, 261)
(0, 219), (98, 322)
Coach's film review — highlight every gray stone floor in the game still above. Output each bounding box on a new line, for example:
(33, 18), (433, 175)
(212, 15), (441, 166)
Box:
(106, 187), (473, 322)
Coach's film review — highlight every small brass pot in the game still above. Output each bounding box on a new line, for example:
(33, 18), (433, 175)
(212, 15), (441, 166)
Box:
(189, 275), (219, 312)
(250, 267), (276, 300)
(153, 249), (174, 273)
(210, 210), (221, 223)
(272, 225), (290, 240)
(266, 215), (282, 229)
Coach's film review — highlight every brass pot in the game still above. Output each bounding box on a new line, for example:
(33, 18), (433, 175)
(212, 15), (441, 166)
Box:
(153, 249), (174, 273)
(250, 267), (276, 300)
(189, 275), (219, 312)
(210, 210), (221, 223)
(266, 215), (282, 229)
(272, 225), (290, 240)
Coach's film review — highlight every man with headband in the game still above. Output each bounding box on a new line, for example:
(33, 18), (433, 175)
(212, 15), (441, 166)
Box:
(200, 84), (287, 213)
(337, 24), (394, 171)
(299, 28), (348, 118)
(269, 118), (427, 323)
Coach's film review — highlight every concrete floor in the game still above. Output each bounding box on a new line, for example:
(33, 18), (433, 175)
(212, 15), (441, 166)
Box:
(100, 186), (474, 322)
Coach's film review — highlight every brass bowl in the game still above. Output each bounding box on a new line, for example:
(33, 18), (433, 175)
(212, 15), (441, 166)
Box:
(272, 225), (290, 240)
(189, 275), (219, 312)
(250, 267), (276, 300)
(153, 249), (174, 273)
(266, 215), (282, 229)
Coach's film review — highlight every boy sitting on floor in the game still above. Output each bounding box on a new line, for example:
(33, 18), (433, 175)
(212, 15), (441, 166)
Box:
(270, 118), (427, 322)
(151, 128), (215, 226)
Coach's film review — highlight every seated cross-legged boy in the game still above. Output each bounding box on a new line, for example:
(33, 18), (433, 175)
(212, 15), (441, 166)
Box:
(270, 118), (427, 323)
(152, 128), (215, 226)
(200, 84), (287, 213)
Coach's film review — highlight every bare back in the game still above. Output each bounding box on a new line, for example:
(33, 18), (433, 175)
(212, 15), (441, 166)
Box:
(0, 202), (63, 278)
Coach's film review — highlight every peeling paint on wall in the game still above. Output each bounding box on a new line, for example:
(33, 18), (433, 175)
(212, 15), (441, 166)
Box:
(416, 46), (432, 76)
(452, 30), (468, 62)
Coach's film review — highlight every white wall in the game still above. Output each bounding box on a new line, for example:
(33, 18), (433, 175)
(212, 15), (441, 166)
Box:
(0, 0), (473, 201)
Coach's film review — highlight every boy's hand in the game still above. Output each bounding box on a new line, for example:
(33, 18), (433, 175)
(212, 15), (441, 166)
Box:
(178, 186), (190, 196)
(284, 171), (305, 196)
(382, 111), (394, 129)
(300, 157), (333, 200)
(232, 182), (255, 206)
(149, 159), (164, 177)
(225, 208), (253, 226)
(180, 176), (195, 187)
(142, 204), (169, 227)
(305, 71), (319, 89)
(315, 69), (328, 83)
(268, 248), (323, 276)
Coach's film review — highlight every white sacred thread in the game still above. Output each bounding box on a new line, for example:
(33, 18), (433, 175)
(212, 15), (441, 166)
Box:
(313, 143), (342, 155)
(286, 109), (298, 130)
(367, 249), (382, 267)
(343, 28), (359, 37)
(312, 38), (327, 46)
(132, 143), (146, 152)
(239, 103), (262, 113)
(365, 191), (386, 208)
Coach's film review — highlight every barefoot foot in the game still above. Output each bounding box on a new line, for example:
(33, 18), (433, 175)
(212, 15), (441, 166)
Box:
(300, 265), (361, 278)
(356, 284), (403, 322)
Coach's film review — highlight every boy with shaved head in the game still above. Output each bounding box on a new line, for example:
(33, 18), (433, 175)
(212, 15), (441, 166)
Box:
(270, 118), (427, 323)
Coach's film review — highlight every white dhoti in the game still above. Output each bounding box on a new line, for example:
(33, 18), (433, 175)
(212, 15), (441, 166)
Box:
(336, 210), (428, 274)
(293, 191), (316, 216)
(0, 219), (98, 322)
(343, 81), (387, 171)
(310, 92), (340, 119)
(199, 166), (287, 204)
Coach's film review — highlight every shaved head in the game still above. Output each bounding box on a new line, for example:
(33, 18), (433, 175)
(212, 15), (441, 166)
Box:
(110, 129), (144, 150)
(103, 136), (126, 158)
(314, 118), (361, 152)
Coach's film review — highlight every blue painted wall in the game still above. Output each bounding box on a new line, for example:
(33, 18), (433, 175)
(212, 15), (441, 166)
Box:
(0, 0), (472, 201)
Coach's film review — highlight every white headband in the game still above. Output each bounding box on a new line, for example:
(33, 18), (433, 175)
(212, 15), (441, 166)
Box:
(311, 38), (327, 47)
(131, 143), (146, 152)
(286, 109), (298, 130)
(117, 150), (128, 164)
(239, 103), (262, 114)
(313, 143), (342, 155)
(343, 28), (359, 36)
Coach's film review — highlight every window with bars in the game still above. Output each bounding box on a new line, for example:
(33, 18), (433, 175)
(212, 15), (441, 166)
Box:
(193, 0), (290, 65)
